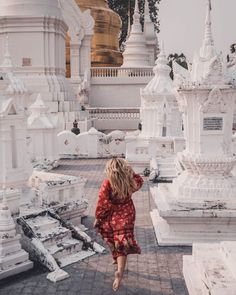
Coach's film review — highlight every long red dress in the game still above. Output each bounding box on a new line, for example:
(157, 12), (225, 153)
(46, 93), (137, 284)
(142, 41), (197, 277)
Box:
(95, 174), (143, 261)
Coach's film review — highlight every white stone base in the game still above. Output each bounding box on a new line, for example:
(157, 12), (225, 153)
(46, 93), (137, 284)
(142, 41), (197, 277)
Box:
(0, 260), (33, 280)
(183, 242), (236, 295)
(46, 269), (69, 283)
(150, 185), (236, 246)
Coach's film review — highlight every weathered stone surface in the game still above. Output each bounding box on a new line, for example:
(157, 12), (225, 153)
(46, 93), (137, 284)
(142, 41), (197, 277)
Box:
(183, 242), (236, 295)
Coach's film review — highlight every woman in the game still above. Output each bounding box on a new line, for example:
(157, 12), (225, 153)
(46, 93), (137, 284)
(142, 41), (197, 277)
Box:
(94, 157), (143, 291)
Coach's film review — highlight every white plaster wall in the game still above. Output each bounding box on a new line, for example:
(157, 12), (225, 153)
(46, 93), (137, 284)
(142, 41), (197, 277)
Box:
(90, 77), (152, 108)
(93, 119), (140, 131)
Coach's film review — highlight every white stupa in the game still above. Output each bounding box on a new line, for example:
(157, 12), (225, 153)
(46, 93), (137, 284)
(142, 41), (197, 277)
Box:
(0, 0), (81, 128)
(122, 0), (150, 68)
(141, 43), (182, 138)
(126, 43), (184, 176)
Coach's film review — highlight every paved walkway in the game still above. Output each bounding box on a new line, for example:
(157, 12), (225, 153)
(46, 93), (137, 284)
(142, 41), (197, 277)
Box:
(0, 159), (191, 295)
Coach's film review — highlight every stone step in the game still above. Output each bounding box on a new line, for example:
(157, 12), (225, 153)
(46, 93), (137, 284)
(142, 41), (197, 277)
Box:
(159, 168), (177, 176)
(27, 215), (60, 233)
(157, 157), (175, 164)
(38, 227), (72, 248)
(0, 260), (33, 280)
(58, 250), (95, 268)
(192, 244), (236, 295)
(48, 239), (83, 260)
(157, 162), (175, 168)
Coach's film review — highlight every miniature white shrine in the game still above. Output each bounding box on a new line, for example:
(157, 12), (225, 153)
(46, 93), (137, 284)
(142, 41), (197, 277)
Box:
(126, 44), (184, 177)
(0, 194), (33, 280)
(27, 95), (59, 169)
(151, 1), (236, 245)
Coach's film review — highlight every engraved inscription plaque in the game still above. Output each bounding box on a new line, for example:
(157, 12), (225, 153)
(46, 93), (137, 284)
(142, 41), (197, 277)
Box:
(22, 58), (31, 67)
(203, 117), (223, 131)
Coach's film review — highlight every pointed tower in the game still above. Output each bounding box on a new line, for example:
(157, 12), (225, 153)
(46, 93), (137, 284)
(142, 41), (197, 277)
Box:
(190, 0), (224, 83)
(143, 0), (157, 65)
(122, 0), (150, 67)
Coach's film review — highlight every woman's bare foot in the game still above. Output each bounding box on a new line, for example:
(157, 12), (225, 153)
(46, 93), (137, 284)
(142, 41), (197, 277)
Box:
(113, 271), (122, 292)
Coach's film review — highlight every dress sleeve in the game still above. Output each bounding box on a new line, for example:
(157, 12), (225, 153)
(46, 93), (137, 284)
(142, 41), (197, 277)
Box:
(95, 179), (112, 221)
(132, 173), (144, 193)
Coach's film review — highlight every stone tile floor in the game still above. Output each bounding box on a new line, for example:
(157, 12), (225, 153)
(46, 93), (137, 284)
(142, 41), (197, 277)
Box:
(0, 159), (191, 295)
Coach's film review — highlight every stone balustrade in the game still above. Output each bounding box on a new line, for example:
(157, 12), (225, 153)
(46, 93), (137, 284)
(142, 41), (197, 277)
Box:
(91, 67), (153, 78)
(88, 107), (140, 120)
(88, 108), (140, 130)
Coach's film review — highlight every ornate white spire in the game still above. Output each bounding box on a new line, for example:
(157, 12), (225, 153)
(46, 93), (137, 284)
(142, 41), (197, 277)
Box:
(132, 0), (142, 33)
(142, 41), (174, 95)
(144, 0), (151, 22)
(122, 0), (149, 67)
(200, 0), (215, 59)
(127, 0), (131, 37)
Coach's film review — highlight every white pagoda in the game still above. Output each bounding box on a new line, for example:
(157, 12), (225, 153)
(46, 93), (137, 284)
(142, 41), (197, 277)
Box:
(122, 0), (150, 68)
(151, 0), (236, 245)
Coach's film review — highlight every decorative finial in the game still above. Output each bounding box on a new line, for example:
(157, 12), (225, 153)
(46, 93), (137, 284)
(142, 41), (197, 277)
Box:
(127, 0), (131, 37)
(130, 0), (142, 33)
(199, 0), (215, 59)
(204, 0), (214, 46)
(134, 0), (139, 13)
(1, 34), (13, 68)
(208, 0), (212, 11)
(145, 0), (150, 17)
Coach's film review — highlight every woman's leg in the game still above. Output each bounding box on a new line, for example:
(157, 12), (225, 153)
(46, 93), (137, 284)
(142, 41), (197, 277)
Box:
(113, 255), (127, 291)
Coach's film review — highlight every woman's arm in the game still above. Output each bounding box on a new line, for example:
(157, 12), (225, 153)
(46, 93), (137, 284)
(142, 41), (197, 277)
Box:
(132, 173), (144, 193)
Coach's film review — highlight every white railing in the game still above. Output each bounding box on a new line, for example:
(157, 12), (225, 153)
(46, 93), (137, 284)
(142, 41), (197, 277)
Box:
(88, 107), (140, 120)
(91, 67), (154, 78)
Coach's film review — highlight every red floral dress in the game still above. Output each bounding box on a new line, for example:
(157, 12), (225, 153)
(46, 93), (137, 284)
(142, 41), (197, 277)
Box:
(95, 174), (143, 261)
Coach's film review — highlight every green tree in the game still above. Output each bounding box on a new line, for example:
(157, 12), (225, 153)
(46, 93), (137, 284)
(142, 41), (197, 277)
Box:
(108, 0), (161, 49)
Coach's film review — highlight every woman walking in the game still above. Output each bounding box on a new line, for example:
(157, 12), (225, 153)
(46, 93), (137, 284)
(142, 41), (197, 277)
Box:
(94, 157), (143, 291)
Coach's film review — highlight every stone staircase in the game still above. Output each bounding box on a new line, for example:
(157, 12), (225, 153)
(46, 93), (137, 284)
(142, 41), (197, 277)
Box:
(183, 242), (236, 295)
(156, 157), (178, 181)
(18, 210), (105, 282)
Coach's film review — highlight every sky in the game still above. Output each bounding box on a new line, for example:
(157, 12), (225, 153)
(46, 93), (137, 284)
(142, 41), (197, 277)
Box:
(158, 0), (236, 61)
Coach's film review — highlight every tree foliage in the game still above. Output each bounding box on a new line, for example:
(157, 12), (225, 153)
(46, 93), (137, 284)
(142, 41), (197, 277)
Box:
(108, 0), (161, 49)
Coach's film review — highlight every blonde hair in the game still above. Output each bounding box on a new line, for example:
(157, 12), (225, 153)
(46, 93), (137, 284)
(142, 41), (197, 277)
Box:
(105, 157), (136, 198)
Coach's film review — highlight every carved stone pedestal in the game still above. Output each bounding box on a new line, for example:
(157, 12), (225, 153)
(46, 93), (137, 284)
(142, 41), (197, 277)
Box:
(0, 202), (33, 280)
